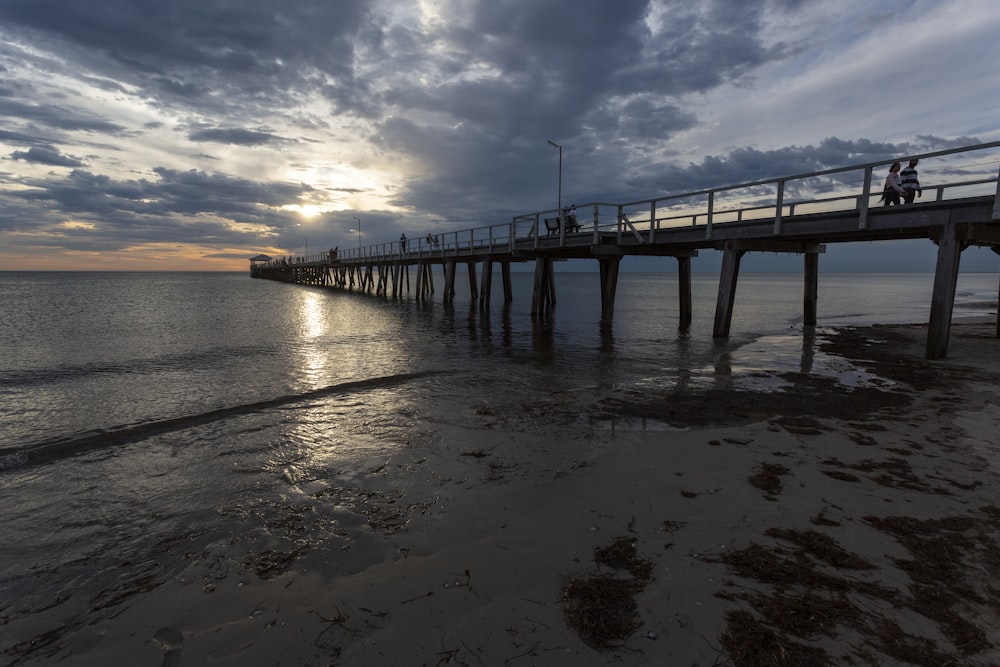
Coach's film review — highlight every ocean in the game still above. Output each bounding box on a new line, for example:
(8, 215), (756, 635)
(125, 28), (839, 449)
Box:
(0, 269), (997, 663)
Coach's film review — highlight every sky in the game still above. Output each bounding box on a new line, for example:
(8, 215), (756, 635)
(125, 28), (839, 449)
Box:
(1, 0), (999, 272)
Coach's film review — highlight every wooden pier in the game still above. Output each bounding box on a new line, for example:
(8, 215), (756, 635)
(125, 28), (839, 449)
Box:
(252, 142), (1000, 360)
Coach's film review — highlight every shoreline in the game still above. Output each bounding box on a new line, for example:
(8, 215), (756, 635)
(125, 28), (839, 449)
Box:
(4, 321), (1000, 665)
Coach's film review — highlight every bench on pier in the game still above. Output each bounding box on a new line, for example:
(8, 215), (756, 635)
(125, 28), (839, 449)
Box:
(543, 215), (581, 234)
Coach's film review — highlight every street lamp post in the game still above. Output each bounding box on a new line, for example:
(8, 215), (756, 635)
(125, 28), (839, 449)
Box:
(352, 216), (361, 249)
(547, 140), (562, 212)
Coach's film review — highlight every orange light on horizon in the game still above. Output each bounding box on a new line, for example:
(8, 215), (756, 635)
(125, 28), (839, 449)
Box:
(0, 243), (280, 272)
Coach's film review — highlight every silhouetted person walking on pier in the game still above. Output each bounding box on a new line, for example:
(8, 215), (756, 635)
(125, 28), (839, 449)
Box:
(400, 233), (407, 253)
(880, 162), (906, 206)
(901, 159), (922, 204)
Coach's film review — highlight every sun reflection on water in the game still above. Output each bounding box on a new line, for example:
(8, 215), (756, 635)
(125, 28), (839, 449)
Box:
(291, 291), (332, 391)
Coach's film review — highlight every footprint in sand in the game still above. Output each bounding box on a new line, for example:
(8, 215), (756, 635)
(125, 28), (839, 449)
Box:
(153, 626), (183, 667)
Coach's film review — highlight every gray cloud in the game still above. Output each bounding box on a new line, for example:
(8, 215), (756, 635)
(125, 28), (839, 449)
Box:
(10, 144), (85, 167)
(0, 167), (312, 248)
(187, 128), (287, 146)
(0, 98), (126, 134)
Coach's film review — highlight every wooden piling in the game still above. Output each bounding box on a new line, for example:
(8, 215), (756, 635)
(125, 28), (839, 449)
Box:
(531, 257), (553, 315)
(927, 221), (963, 359)
(501, 261), (513, 304)
(444, 261), (456, 303)
(804, 251), (819, 326)
(678, 255), (692, 328)
(480, 258), (493, 309)
(599, 257), (620, 323)
(714, 243), (746, 337)
(467, 262), (477, 302)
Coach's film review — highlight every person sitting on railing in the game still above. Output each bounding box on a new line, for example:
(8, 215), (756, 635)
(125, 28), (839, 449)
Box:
(565, 204), (579, 231)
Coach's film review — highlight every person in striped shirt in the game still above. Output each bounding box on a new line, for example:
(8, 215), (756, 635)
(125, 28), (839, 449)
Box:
(900, 159), (922, 204)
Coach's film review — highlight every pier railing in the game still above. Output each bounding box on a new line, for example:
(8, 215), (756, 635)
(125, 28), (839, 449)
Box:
(261, 140), (1000, 268)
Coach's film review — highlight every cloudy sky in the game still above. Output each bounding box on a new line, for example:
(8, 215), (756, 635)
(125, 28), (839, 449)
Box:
(1, 0), (999, 271)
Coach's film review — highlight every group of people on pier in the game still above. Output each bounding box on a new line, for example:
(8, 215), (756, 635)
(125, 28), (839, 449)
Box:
(398, 232), (440, 254)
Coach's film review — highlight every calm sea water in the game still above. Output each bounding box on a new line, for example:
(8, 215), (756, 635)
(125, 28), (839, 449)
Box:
(0, 269), (997, 661)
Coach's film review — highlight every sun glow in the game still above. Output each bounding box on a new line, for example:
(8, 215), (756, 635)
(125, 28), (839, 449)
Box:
(282, 204), (327, 219)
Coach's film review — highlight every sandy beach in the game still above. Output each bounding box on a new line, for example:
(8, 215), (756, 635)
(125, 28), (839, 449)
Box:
(6, 321), (1000, 666)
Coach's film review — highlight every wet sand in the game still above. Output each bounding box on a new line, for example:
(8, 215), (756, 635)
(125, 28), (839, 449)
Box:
(5, 321), (1000, 666)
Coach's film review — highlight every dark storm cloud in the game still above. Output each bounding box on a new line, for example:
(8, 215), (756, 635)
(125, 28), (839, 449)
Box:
(358, 0), (798, 220)
(10, 144), (85, 167)
(0, 0), (367, 115)
(187, 128), (287, 146)
(0, 97), (127, 134)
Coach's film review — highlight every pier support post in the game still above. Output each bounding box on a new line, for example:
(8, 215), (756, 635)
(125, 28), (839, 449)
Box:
(926, 222), (963, 359)
(599, 257), (621, 323)
(467, 262), (478, 302)
(376, 265), (387, 295)
(804, 251), (819, 326)
(415, 264), (425, 300)
(678, 255), (692, 328)
(501, 261), (513, 304)
(713, 243), (746, 337)
(531, 257), (554, 315)
(480, 258), (493, 309)
(444, 261), (457, 303)
(546, 260), (557, 306)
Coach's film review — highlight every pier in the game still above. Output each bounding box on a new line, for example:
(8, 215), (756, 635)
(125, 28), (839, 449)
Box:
(252, 142), (1000, 360)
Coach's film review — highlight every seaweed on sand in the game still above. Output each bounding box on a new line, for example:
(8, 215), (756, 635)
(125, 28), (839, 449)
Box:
(719, 609), (828, 665)
(749, 462), (790, 497)
(562, 574), (645, 649)
(709, 507), (1000, 664)
(563, 536), (654, 649)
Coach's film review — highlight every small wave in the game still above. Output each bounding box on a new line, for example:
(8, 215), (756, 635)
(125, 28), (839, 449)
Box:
(0, 370), (444, 470)
(0, 343), (277, 388)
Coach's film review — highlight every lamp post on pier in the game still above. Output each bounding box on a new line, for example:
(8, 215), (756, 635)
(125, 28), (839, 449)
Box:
(547, 140), (562, 212)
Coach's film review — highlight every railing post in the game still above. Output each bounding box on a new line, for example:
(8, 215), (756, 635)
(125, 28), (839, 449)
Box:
(705, 191), (714, 240)
(994, 163), (1000, 220)
(649, 201), (656, 242)
(859, 165), (872, 229)
(773, 180), (785, 234)
(617, 205), (624, 244)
